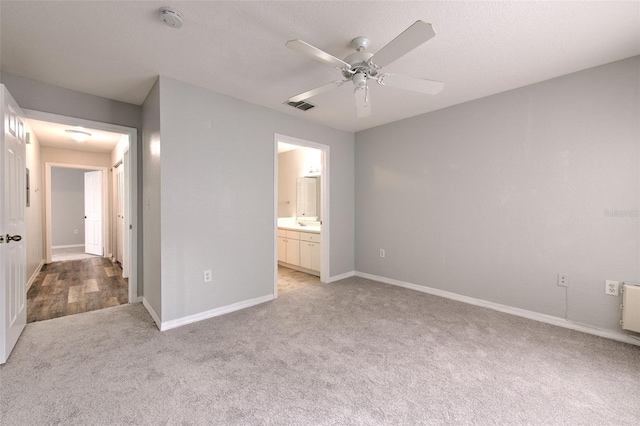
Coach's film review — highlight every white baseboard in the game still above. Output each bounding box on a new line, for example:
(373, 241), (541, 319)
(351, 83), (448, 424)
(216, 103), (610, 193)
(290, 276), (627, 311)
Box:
(142, 297), (161, 330)
(160, 294), (274, 331)
(327, 270), (355, 283)
(27, 259), (45, 291)
(133, 296), (143, 303)
(51, 244), (84, 249)
(355, 271), (640, 347)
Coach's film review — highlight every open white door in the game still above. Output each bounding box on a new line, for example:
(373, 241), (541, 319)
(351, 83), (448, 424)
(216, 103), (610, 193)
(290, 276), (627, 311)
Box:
(84, 170), (102, 256)
(1, 86), (27, 364)
(115, 164), (124, 265)
(122, 149), (130, 279)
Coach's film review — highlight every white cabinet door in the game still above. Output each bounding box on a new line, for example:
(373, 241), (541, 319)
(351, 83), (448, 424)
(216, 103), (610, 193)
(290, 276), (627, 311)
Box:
(277, 237), (287, 262)
(286, 238), (299, 266)
(310, 242), (321, 272)
(300, 241), (321, 272)
(299, 241), (312, 269)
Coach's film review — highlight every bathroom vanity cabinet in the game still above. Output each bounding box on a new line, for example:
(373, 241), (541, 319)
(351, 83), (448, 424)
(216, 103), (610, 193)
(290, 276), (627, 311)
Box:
(277, 229), (300, 266)
(277, 227), (321, 276)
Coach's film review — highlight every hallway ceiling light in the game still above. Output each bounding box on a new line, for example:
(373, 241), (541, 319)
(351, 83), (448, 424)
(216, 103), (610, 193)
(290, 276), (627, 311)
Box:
(65, 129), (92, 142)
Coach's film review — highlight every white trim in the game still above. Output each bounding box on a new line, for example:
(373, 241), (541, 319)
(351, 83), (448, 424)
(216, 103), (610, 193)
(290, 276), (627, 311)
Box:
(51, 244), (84, 249)
(355, 271), (640, 347)
(327, 270), (355, 283)
(133, 296), (143, 303)
(26, 260), (45, 291)
(142, 297), (161, 330)
(274, 133), (331, 300)
(24, 109), (138, 304)
(159, 295), (274, 331)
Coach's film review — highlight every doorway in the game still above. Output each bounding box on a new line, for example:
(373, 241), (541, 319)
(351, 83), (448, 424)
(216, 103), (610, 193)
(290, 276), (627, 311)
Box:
(49, 166), (104, 261)
(24, 109), (138, 305)
(274, 134), (330, 298)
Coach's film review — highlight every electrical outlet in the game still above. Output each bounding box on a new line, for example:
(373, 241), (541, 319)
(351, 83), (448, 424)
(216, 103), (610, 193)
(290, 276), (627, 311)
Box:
(203, 270), (212, 283)
(557, 274), (569, 287)
(605, 280), (619, 296)
(379, 249), (385, 258)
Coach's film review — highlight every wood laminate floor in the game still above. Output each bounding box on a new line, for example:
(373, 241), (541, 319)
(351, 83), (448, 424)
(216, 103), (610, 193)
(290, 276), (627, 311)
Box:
(27, 258), (128, 323)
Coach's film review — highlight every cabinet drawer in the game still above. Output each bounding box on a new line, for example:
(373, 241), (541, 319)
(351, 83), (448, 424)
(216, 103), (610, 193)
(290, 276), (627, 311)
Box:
(286, 230), (300, 240)
(277, 229), (287, 237)
(300, 232), (320, 243)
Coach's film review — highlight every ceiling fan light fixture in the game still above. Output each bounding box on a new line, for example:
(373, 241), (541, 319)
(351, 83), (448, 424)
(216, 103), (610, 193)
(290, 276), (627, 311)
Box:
(352, 72), (368, 89)
(65, 129), (92, 142)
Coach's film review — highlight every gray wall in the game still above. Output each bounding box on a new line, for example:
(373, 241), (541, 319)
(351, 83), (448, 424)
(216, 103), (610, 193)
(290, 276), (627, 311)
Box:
(355, 56), (640, 333)
(1, 72), (144, 295)
(155, 76), (354, 322)
(0, 72), (141, 129)
(51, 168), (88, 246)
(141, 79), (161, 318)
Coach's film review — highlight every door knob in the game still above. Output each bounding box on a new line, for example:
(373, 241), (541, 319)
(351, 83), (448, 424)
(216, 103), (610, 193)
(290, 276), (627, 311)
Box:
(6, 234), (22, 243)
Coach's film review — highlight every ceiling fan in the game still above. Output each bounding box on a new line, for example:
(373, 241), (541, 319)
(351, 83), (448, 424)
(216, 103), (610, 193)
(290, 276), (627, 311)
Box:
(286, 20), (443, 118)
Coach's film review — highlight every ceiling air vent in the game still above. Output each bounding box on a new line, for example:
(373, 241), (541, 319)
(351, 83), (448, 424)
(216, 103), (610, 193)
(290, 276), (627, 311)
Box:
(285, 100), (315, 111)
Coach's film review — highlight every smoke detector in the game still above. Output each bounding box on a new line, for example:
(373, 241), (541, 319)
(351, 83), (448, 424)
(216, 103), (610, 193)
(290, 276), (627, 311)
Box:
(159, 7), (183, 28)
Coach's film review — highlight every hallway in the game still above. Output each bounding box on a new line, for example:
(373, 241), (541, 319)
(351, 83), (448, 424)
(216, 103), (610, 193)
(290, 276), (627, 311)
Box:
(27, 258), (128, 323)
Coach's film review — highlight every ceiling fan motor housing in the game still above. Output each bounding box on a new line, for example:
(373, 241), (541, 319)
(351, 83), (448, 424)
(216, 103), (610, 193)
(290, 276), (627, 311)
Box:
(342, 51), (377, 80)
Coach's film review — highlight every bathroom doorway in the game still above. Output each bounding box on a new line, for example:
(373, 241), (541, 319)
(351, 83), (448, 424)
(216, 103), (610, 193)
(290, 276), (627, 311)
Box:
(274, 134), (330, 298)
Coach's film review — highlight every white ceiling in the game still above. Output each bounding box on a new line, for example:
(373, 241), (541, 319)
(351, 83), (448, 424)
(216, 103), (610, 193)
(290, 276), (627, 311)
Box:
(1, 1), (638, 133)
(278, 142), (300, 154)
(28, 119), (123, 154)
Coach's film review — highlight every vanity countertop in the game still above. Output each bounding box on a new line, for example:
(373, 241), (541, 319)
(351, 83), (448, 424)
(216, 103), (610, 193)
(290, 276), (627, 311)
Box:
(278, 224), (321, 233)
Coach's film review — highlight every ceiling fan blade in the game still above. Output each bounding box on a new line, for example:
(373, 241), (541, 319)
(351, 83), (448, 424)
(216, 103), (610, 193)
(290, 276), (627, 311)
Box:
(378, 73), (444, 94)
(354, 87), (371, 118)
(369, 21), (436, 68)
(286, 39), (350, 69)
(288, 79), (349, 103)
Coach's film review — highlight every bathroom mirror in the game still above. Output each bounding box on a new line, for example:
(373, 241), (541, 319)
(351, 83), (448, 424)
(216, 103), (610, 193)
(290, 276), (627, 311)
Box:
(296, 176), (320, 220)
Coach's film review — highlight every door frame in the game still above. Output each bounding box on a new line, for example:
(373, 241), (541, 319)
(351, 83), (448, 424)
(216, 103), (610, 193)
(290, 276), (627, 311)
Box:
(45, 163), (108, 261)
(23, 109), (139, 303)
(273, 133), (330, 298)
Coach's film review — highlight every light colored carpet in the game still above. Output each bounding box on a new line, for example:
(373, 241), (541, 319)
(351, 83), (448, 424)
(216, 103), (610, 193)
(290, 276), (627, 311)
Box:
(1, 276), (639, 425)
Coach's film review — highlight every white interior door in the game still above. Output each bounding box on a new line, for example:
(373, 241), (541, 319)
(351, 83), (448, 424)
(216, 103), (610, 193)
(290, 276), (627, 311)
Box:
(116, 165), (124, 264)
(1, 86), (27, 364)
(84, 170), (102, 256)
(122, 149), (130, 279)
